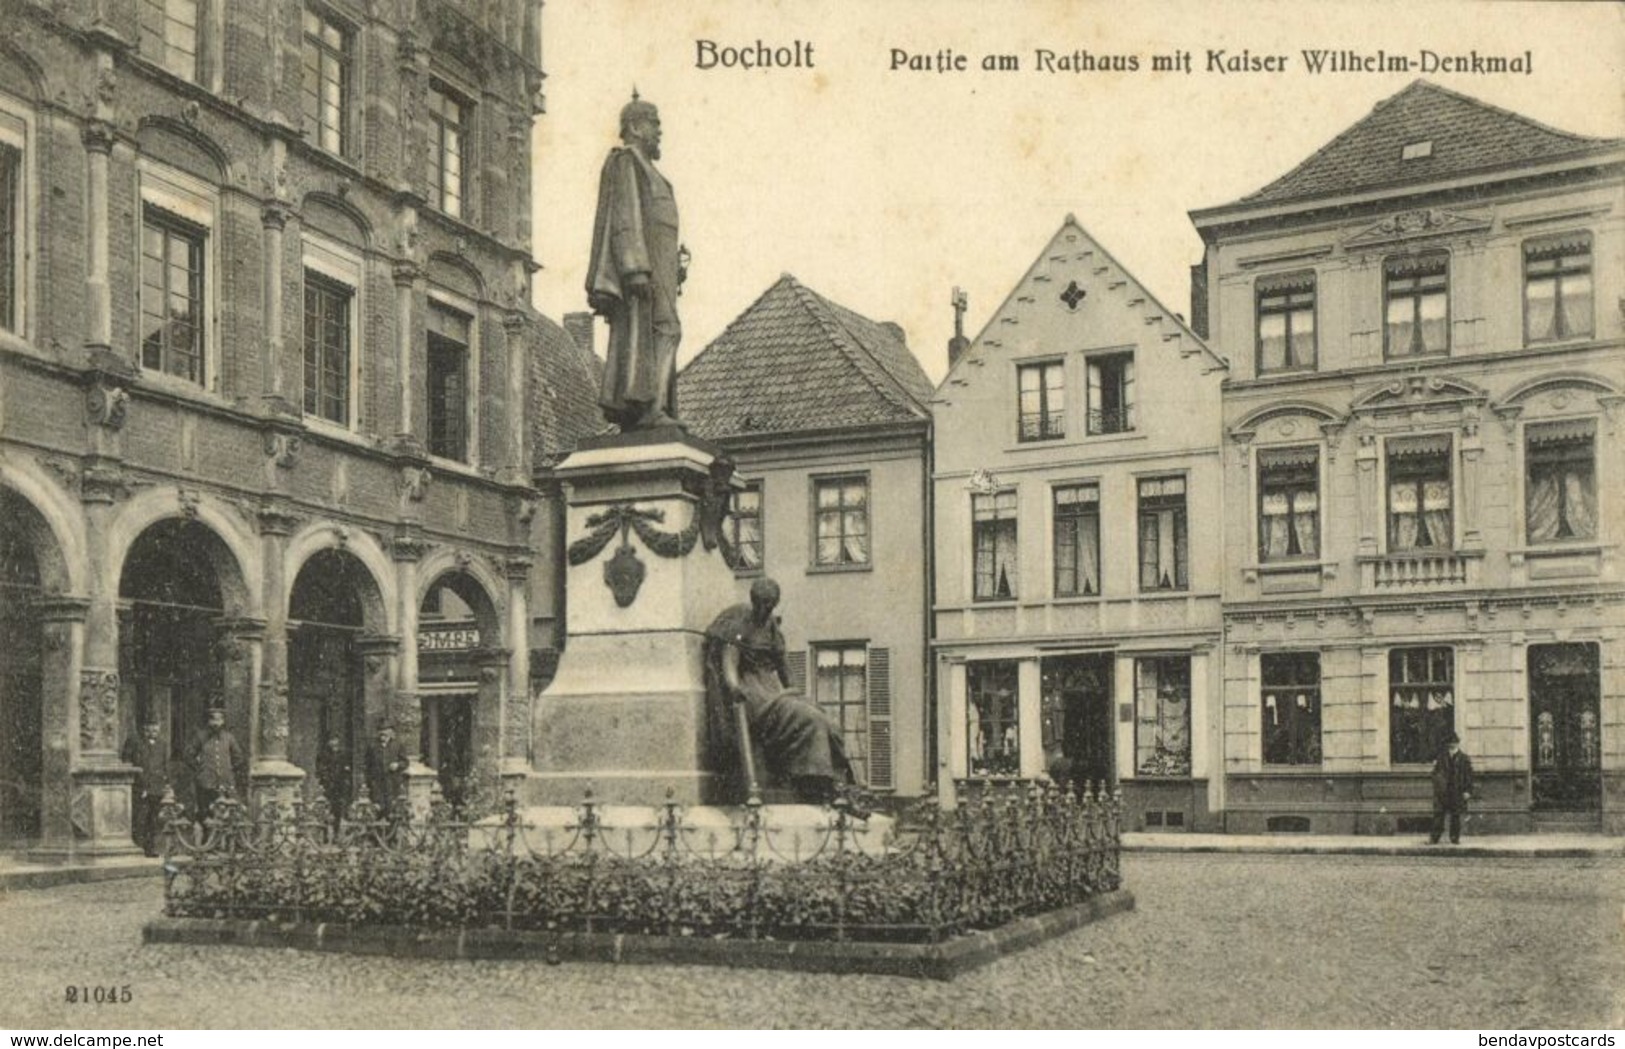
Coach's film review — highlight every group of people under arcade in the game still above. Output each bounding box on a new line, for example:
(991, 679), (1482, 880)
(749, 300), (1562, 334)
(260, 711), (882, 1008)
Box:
(120, 705), (426, 855)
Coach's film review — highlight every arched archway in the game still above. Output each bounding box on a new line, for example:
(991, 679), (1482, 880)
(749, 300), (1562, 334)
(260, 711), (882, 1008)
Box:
(0, 488), (61, 842)
(118, 518), (249, 804)
(287, 548), (388, 806)
(417, 566), (501, 808)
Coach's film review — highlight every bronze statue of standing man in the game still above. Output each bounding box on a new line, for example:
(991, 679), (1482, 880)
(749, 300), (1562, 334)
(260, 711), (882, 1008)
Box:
(587, 93), (688, 430)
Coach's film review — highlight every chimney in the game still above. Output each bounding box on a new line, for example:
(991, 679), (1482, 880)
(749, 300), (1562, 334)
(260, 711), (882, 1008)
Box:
(947, 286), (970, 368)
(1188, 260), (1209, 340)
(563, 312), (595, 357)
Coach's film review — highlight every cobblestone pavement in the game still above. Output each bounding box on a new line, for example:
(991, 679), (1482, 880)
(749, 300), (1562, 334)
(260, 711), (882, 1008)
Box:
(1, 853), (1620, 1029)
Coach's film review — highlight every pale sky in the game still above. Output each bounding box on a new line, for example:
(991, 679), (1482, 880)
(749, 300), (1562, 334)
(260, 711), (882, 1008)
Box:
(530, 0), (1624, 383)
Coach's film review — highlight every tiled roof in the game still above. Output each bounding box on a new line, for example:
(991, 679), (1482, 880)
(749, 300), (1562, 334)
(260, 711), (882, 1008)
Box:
(1226, 80), (1622, 209)
(530, 313), (610, 468)
(677, 275), (933, 441)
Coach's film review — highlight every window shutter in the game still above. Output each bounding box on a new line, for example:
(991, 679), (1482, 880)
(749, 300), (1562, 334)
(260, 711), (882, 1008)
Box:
(784, 650), (807, 695)
(867, 647), (893, 790)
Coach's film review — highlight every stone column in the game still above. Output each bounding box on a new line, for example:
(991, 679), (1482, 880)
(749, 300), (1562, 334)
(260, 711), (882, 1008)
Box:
(389, 534), (435, 813)
(34, 598), (89, 854)
(500, 310), (529, 486)
(390, 259), (422, 451)
(472, 646), (510, 795)
(67, 484), (137, 857)
(261, 193), (295, 414)
(251, 506), (303, 809)
(501, 557), (532, 781)
(82, 119), (115, 354)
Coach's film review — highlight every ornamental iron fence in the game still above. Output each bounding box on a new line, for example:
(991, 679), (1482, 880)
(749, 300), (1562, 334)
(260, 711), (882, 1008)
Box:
(157, 782), (1122, 944)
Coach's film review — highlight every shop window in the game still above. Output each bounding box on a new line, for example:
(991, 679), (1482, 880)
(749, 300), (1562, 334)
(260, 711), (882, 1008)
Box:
(968, 661), (1019, 777)
(1384, 253), (1449, 357)
(1257, 446), (1319, 561)
(1524, 234), (1592, 344)
(1526, 420), (1596, 543)
(1137, 476), (1187, 591)
(1390, 647), (1454, 765)
(1256, 271), (1316, 372)
(1387, 436), (1452, 551)
(1262, 652), (1320, 766)
(812, 476), (869, 567)
(1053, 483), (1099, 596)
(1086, 353), (1134, 435)
(973, 489), (1018, 600)
(1135, 657), (1191, 776)
(1017, 361), (1065, 441)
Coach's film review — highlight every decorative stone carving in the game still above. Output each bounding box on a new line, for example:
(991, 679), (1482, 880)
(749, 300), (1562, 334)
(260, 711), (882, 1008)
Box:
(257, 676), (290, 753)
(177, 487), (201, 519)
(78, 670), (121, 752)
(391, 533), (428, 562)
(84, 381), (128, 430)
(263, 430), (301, 468)
(1342, 207), (1491, 249)
(399, 465), (432, 502)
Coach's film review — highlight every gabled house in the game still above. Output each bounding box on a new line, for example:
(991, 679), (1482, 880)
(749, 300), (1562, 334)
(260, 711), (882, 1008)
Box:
(677, 275), (934, 797)
(932, 217), (1228, 829)
(1191, 81), (1625, 834)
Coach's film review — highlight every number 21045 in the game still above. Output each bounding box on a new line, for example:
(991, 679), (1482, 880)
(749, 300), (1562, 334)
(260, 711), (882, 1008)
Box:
(66, 986), (132, 1004)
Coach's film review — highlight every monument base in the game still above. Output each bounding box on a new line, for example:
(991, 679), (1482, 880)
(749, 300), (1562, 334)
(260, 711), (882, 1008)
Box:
(532, 433), (743, 807)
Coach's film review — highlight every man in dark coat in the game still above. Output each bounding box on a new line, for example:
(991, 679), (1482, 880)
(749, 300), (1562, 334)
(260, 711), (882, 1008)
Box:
(314, 733), (353, 824)
(364, 722), (409, 817)
(1430, 732), (1474, 845)
(704, 578), (855, 805)
(121, 717), (168, 856)
(187, 703), (245, 821)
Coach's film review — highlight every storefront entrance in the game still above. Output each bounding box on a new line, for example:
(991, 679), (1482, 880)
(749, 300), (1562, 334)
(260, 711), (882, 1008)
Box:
(1041, 654), (1115, 789)
(1529, 643), (1601, 812)
(420, 692), (473, 809)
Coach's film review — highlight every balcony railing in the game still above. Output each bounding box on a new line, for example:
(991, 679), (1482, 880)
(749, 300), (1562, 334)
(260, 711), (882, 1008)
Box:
(1358, 551), (1480, 591)
(1086, 406), (1134, 435)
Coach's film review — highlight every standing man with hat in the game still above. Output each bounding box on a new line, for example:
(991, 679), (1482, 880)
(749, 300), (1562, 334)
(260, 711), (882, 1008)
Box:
(587, 91), (688, 431)
(186, 700), (245, 821)
(1430, 732), (1474, 845)
(121, 716), (169, 855)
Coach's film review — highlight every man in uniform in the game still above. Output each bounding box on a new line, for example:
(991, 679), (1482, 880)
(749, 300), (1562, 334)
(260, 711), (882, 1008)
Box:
(315, 732), (353, 825)
(121, 717), (169, 855)
(187, 702), (245, 821)
(586, 93), (687, 430)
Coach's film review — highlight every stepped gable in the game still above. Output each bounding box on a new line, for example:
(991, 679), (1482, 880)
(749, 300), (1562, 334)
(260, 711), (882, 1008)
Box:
(1227, 80), (1623, 210)
(532, 313), (611, 467)
(677, 275), (933, 441)
(942, 215), (1224, 388)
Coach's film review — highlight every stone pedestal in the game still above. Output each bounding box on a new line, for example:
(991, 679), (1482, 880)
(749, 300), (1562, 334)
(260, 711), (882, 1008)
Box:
(529, 430), (741, 805)
(250, 759), (306, 815)
(29, 765), (142, 862)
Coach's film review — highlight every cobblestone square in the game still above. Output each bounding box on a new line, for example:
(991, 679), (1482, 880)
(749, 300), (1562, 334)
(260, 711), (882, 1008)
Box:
(1, 852), (1619, 1029)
